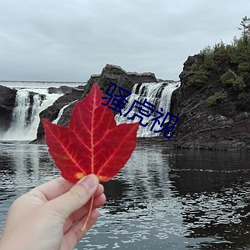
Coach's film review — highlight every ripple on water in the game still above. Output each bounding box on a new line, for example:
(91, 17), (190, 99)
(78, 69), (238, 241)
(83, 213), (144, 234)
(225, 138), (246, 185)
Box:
(1, 143), (250, 249)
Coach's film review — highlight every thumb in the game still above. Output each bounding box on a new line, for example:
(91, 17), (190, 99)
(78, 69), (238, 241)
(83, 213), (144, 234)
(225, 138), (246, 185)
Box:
(47, 174), (99, 219)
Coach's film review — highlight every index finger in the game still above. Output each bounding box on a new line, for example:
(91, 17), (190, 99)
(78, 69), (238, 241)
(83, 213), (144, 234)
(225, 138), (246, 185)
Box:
(34, 177), (74, 201)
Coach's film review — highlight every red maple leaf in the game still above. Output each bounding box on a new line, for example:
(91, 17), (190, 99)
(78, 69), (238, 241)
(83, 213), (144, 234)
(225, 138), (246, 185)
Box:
(42, 82), (139, 183)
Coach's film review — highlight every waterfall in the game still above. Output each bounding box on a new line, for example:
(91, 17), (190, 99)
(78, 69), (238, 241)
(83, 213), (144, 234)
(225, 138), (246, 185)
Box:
(1, 89), (62, 141)
(115, 81), (180, 137)
(52, 100), (78, 124)
(8, 90), (31, 136)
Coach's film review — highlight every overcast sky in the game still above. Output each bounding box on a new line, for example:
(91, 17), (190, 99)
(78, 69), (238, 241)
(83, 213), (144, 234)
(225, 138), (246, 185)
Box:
(0, 0), (249, 82)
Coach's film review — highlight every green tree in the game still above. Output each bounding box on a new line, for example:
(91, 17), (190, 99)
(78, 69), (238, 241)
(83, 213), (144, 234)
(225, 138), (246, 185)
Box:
(238, 16), (250, 44)
(206, 91), (228, 106)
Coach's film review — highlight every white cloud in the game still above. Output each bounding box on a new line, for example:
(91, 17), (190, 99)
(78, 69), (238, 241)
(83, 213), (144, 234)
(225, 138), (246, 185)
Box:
(0, 0), (249, 81)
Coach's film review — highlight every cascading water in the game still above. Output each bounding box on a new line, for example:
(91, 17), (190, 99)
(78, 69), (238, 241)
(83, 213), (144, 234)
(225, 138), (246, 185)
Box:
(0, 80), (178, 141)
(52, 100), (78, 124)
(1, 89), (62, 141)
(7, 90), (31, 137)
(115, 81), (180, 137)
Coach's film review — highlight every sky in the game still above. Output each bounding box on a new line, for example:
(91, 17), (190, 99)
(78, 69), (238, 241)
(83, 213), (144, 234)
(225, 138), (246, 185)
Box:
(0, 0), (249, 82)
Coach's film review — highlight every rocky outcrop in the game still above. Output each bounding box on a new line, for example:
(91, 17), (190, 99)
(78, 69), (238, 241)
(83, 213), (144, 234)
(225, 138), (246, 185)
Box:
(0, 85), (17, 133)
(85, 64), (158, 98)
(48, 85), (85, 94)
(171, 55), (250, 151)
(57, 64), (158, 125)
(36, 87), (85, 140)
(35, 64), (159, 141)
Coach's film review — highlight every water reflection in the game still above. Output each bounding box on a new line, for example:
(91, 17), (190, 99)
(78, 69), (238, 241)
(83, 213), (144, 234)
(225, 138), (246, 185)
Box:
(83, 145), (189, 249)
(169, 149), (250, 249)
(0, 143), (57, 190)
(0, 142), (58, 231)
(0, 142), (250, 249)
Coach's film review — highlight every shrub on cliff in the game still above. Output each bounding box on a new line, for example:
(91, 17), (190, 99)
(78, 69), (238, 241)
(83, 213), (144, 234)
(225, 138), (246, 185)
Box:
(185, 63), (209, 86)
(199, 39), (250, 85)
(180, 17), (250, 114)
(186, 18), (250, 91)
(206, 91), (228, 106)
(220, 71), (246, 91)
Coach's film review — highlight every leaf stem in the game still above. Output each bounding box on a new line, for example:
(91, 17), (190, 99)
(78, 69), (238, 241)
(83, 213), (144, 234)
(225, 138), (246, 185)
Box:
(80, 196), (94, 232)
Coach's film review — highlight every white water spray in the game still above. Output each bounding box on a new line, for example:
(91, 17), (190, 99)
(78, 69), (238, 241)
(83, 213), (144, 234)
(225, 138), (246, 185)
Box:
(115, 81), (180, 137)
(1, 89), (62, 141)
(53, 100), (78, 124)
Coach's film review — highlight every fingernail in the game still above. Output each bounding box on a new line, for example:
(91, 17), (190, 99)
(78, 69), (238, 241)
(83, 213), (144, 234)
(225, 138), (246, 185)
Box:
(78, 174), (98, 191)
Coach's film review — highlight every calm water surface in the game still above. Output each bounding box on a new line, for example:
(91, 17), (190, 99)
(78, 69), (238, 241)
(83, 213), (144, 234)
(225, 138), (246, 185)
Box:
(0, 141), (250, 249)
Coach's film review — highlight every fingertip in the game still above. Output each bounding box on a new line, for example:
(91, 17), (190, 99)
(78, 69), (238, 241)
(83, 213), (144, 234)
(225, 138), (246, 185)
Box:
(92, 208), (100, 218)
(78, 174), (99, 193)
(93, 193), (106, 208)
(99, 183), (104, 193)
(94, 184), (104, 197)
(100, 193), (106, 206)
(48, 176), (99, 219)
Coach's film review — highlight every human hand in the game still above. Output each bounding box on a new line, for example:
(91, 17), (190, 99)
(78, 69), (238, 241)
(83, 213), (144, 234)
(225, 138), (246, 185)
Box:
(0, 174), (106, 250)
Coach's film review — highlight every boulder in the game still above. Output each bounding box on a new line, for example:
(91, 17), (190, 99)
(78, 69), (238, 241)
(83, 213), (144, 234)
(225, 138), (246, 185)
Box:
(0, 85), (17, 133)
(86, 64), (158, 97)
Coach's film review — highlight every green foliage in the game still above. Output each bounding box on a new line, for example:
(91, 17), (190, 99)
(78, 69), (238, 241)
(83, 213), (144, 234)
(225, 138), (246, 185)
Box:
(184, 16), (250, 114)
(186, 42), (238, 86)
(233, 76), (246, 91)
(207, 91), (228, 106)
(203, 53), (218, 71)
(221, 71), (246, 91)
(220, 71), (235, 86)
(238, 16), (250, 43)
(238, 61), (250, 79)
(186, 17), (250, 91)
(200, 46), (213, 55)
(233, 76), (246, 92)
(238, 91), (247, 100)
(186, 64), (209, 85)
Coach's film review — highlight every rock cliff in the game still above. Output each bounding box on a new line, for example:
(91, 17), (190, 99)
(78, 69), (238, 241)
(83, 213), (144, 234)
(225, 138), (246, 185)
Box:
(171, 54), (250, 150)
(0, 85), (17, 133)
(36, 87), (85, 139)
(86, 64), (158, 96)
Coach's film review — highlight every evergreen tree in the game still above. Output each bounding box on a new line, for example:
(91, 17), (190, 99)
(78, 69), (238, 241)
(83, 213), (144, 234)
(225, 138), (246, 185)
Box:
(238, 16), (250, 44)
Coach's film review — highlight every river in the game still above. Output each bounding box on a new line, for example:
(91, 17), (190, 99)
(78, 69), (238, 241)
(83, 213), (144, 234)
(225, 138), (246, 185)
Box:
(0, 140), (250, 249)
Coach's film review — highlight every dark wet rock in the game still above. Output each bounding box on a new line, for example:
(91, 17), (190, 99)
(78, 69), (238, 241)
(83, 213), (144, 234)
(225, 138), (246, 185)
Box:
(26, 92), (46, 125)
(58, 64), (159, 125)
(34, 65), (159, 142)
(35, 87), (85, 140)
(48, 85), (85, 94)
(85, 64), (158, 97)
(48, 86), (73, 94)
(83, 64), (159, 116)
(0, 85), (17, 133)
(0, 85), (47, 135)
(170, 55), (250, 151)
